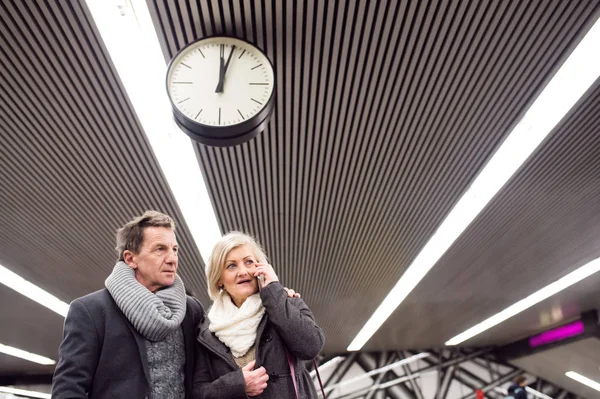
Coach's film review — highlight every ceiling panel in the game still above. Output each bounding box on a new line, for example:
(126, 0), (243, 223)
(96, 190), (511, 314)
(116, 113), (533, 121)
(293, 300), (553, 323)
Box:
(368, 77), (600, 350)
(147, 0), (600, 352)
(0, 0), (207, 302)
(512, 338), (600, 399)
(1, 0), (600, 383)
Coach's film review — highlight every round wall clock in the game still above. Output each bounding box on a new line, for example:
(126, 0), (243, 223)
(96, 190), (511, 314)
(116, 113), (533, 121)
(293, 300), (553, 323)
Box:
(166, 36), (275, 147)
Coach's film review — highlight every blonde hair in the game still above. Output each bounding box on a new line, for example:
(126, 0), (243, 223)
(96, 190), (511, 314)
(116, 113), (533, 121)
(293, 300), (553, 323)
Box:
(206, 231), (269, 300)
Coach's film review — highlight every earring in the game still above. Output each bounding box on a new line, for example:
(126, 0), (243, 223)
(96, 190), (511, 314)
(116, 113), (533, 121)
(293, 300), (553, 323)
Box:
(219, 286), (224, 295)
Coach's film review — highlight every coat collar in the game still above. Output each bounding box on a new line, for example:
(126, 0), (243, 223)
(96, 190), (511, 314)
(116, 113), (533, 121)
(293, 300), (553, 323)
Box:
(197, 314), (269, 369)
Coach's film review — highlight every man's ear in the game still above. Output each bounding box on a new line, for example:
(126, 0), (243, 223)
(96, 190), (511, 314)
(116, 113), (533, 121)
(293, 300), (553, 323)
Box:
(123, 250), (137, 269)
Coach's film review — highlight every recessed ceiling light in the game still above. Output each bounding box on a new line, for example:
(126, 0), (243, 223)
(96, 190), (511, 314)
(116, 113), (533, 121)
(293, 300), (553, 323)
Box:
(445, 258), (600, 345)
(0, 343), (55, 365)
(347, 15), (600, 351)
(84, 0), (222, 262)
(0, 265), (68, 317)
(0, 386), (50, 399)
(566, 371), (600, 392)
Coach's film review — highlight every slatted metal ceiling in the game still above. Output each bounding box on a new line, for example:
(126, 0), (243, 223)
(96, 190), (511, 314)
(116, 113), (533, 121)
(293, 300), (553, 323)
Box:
(370, 77), (600, 350)
(0, 0), (599, 386)
(0, 0), (207, 302)
(149, 0), (600, 352)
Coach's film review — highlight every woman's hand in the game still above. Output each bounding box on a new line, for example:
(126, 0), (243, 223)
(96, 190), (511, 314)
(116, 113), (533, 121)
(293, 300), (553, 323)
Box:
(253, 263), (279, 288)
(242, 360), (268, 396)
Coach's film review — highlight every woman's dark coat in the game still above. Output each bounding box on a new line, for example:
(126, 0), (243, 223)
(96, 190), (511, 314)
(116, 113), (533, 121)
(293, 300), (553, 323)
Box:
(193, 282), (325, 398)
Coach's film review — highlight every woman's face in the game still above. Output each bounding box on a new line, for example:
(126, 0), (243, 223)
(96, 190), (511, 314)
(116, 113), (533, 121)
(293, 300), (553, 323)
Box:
(219, 244), (260, 307)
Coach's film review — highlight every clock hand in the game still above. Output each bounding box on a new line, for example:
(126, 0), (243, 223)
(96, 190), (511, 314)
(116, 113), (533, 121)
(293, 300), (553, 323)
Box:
(215, 44), (225, 93)
(215, 45), (236, 93)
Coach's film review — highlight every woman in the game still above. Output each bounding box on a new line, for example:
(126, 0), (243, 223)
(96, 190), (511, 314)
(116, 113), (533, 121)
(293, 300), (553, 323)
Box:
(193, 232), (325, 398)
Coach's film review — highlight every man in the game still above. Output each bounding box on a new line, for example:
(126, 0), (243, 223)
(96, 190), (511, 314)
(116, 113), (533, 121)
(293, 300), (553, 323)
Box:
(52, 211), (203, 399)
(507, 376), (528, 399)
(52, 211), (300, 398)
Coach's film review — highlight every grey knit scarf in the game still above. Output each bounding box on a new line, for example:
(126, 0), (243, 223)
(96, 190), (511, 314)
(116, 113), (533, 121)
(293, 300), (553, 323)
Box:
(105, 262), (187, 342)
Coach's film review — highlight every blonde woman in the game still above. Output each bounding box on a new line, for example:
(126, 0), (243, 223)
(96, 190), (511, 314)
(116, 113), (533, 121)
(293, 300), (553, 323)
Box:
(193, 232), (324, 398)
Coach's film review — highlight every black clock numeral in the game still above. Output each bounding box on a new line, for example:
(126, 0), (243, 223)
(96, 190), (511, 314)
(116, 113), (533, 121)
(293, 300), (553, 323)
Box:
(199, 49), (205, 58)
(181, 62), (191, 69)
(195, 109), (203, 119)
(178, 97), (190, 104)
(251, 63), (263, 70)
(219, 107), (221, 125)
(220, 44), (224, 58)
(238, 109), (244, 120)
(173, 82), (193, 84)
(249, 83), (268, 85)
(238, 49), (246, 59)
(251, 98), (262, 105)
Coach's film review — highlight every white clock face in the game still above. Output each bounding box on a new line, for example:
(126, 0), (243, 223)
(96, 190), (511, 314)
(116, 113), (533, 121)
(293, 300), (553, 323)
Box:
(167, 37), (274, 127)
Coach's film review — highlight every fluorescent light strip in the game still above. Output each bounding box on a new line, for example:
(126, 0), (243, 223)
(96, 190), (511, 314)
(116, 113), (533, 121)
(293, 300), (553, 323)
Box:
(445, 257), (600, 345)
(84, 0), (222, 262)
(310, 356), (344, 377)
(0, 386), (51, 399)
(347, 15), (600, 351)
(0, 343), (55, 365)
(0, 265), (69, 317)
(566, 371), (600, 392)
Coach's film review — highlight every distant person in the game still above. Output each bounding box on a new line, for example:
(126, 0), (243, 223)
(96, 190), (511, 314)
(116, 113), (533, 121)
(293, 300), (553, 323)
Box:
(52, 211), (204, 399)
(193, 231), (324, 398)
(507, 376), (528, 399)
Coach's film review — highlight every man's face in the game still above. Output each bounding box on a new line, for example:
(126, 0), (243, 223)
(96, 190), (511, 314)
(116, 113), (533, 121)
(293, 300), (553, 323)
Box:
(124, 226), (178, 292)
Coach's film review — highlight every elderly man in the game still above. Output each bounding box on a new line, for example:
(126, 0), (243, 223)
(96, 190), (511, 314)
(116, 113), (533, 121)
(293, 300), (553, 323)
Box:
(52, 211), (203, 399)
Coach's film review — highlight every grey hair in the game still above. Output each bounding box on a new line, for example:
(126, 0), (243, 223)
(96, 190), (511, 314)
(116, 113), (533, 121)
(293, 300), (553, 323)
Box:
(206, 231), (268, 300)
(115, 210), (176, 261)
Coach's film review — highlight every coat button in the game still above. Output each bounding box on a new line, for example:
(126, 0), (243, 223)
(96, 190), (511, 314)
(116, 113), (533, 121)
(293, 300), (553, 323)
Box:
(262, 333), (273, 343)
(269, 372), (279, 382)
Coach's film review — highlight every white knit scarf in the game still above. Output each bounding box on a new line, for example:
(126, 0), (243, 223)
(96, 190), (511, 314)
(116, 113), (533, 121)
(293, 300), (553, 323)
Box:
(105, 261), (187, 342)
(208, 291), (265, 358)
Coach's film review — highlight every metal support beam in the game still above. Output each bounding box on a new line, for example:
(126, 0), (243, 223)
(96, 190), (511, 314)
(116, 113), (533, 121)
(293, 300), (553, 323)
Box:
(460, 370), (522, 399)
(0, 374), (53, 385)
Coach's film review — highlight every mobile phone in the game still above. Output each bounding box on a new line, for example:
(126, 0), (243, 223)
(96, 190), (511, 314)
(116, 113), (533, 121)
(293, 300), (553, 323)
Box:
(257, 274), (264, 291)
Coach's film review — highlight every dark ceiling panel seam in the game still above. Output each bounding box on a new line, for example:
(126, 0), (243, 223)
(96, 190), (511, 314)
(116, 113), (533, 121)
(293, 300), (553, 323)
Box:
(0, 88), (132, 235)
(0, 3), (145, 219)
(288, 0), (305, 282)
(318, 0), (425, 287)
(453, 121), (600, 261)
(0, 133), (120, 260)
(0, 180), (108, 274)
(0, 213), (108, 293)
(382, 1), (592, 270)
(295, 0), (316, 272)
(309, 2), (375, 276)
(309, 0), (357, 278)
(46, 3), (182, 213)
(434, 132), (600, 293)
(16, 2), (166, 212)
(299, 0), (331, 274)
(317, 2), (426, 286)
(196, 146), (233, 233)
(324, 1), (457, 291)
(70, 0), (188, 215)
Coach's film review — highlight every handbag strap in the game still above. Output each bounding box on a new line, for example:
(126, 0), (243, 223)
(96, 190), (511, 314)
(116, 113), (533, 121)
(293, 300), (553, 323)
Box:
(286, 351), (327, 398)
(286, 351), (299, 398)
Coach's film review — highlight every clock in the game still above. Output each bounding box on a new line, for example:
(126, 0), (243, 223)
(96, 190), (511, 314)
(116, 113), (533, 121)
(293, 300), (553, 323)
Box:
(166, 36), (275, 147)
